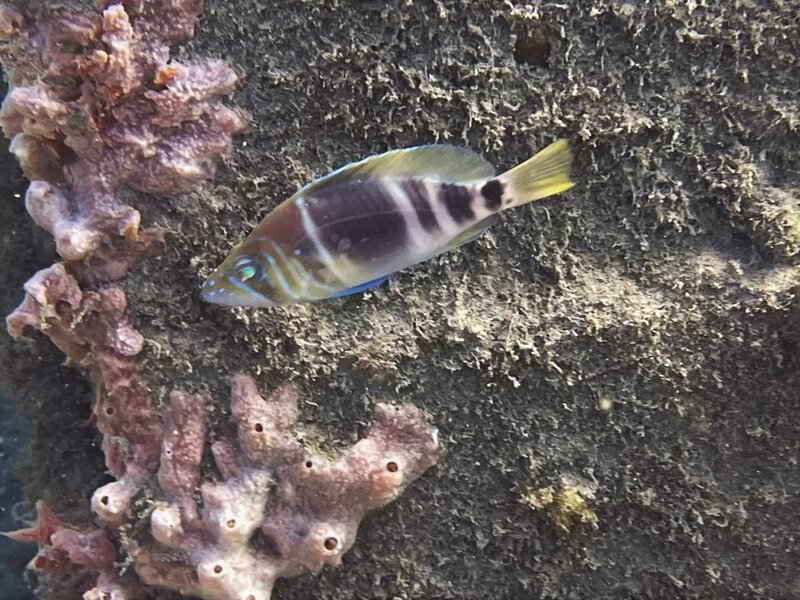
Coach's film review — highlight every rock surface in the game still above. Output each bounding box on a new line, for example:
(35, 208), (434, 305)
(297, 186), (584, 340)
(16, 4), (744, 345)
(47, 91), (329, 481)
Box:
(1, 0), (799, 599)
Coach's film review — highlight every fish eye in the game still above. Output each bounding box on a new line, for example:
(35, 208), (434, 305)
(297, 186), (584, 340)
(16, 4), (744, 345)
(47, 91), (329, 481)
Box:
(233, 258), (259, 282)
(238, 265), (256, 281)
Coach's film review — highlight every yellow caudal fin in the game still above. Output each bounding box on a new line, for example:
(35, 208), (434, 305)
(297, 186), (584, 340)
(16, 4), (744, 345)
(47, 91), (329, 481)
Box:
(500, 139), (574, 206)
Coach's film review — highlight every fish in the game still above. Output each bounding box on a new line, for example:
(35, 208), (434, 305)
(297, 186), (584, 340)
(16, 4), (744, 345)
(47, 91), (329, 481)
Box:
(201, 139), (574, 307)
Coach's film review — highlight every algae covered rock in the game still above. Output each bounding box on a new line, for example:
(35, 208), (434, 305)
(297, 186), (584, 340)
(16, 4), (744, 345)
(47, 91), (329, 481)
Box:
(1, 0), (799, 599)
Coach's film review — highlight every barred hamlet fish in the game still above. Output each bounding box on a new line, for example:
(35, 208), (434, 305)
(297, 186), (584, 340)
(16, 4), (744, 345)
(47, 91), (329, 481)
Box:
(201, 140), (574, 307)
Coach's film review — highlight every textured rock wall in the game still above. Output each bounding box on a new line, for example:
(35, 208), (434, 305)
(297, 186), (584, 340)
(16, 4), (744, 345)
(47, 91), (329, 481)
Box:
(2, 0), (799, 599)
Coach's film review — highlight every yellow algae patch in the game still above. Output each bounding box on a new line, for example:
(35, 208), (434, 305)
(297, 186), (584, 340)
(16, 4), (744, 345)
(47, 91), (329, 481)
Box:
(522, 484), (598, 532)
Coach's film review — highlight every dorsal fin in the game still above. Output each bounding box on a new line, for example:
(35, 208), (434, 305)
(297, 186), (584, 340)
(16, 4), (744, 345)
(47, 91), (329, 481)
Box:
(295, 145), (495, 198)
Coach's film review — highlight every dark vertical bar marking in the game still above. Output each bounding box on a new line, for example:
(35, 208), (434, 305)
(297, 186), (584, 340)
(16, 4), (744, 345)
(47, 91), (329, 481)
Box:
(401, 179), (439, 232)
(441, 183), (475, 223)
(480, 179), (504, 211)
(309, 180), (408, 262)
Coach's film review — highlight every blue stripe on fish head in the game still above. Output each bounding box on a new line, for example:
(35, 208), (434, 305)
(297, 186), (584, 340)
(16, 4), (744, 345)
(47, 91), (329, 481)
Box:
(200, 254), (275, 307)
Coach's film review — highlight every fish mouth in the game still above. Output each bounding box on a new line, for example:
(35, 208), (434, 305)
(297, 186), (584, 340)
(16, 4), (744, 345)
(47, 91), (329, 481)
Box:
(199, 275), (275, 308)
(200, 283), (241, 306)
(199, 287), (217, 304)
(199, 283), (215, 303)
(199, 275), (228, 304)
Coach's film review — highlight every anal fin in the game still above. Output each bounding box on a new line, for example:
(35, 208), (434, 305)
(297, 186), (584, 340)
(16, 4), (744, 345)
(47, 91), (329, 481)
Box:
(438, 215), (497, 253)
(327, 275), (390, 299)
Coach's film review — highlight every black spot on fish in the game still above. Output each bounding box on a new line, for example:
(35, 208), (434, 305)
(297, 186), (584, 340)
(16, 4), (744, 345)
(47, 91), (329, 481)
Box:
(308, 180), (407, 262)
(441, 183), (474, 223)
(401, 179), (438, 232)
(480, 179), (504, 211)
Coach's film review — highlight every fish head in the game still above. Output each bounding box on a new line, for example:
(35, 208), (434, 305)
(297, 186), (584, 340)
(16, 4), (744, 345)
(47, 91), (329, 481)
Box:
(200, 245), (276, 308)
